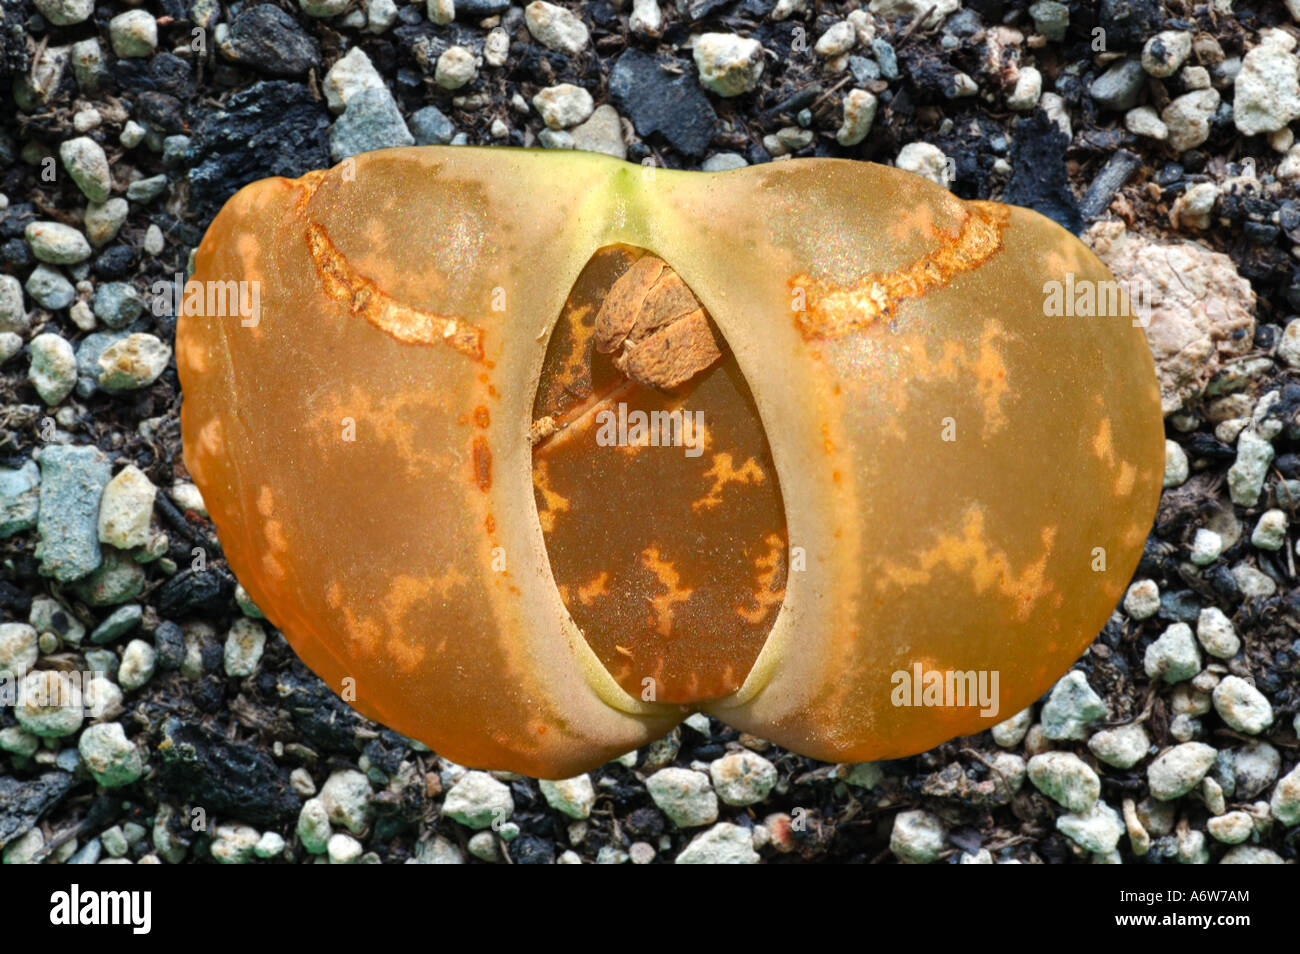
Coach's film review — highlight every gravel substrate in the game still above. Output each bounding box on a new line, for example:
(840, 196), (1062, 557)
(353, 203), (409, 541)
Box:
(1, 0), (1300, 864)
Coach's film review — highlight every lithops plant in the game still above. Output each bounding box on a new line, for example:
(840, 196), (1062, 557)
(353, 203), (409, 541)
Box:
(177, 147), (1163, 778)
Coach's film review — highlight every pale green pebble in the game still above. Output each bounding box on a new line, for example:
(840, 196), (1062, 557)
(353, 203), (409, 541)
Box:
(26, 221), (92, 265)
(991, 705), (1033, 747)
(1148, 742), (1218, 800)
(143, 224), (164, 257)
(296, 798), (332, 853)
(1088, 722), (1149, 769)
(223, 617), (265, 677)
(79, 722), (144, 787)
(28, 332), (77, 405)
(1219, 845), (1283, 864)
(0, 332), (21, 365)
(1040, 670), (1107, 740)
(88, 604), (142, 645)
(69, 547), (146, 606)
(444, 771), (514, 829)
(1027, 751), (1100, 812)
(14, 670), (84, 737)
(254, 831), (286, 858)
(540, 775), (596, 818)
(0, 726), (40, 757)
(211, 823), (260, 864)
(467, 831), (501, 861)
(842, 761), (884, 788)
(0, 621), (39, 677)
(59, 137), (112, 203)
(1123, 579), (1160, 619)
(1250, 509), (1287, 550)
(889, 810), (946, 864)
(101, 824), (129, 857)
(1189, 528), (1222, 565)
(1212, 675), (1273, 734)
(109, 10), (158, 58)
(1056, 800), (1125, 854)
(117, 638), (155, 691)
(1206, 810), (1254, 844)
(328, 832), (363, 864)
(120, 121), (146, 148)
(84, 198), (128, 247)
(1196, 606), (1241, 658)
(1144, 622), (1202, 683)
(84, 647), (118, 679)
(3, 828), (45, 864)
(235, 583), (265, 618)
(126, 174), (167, 203)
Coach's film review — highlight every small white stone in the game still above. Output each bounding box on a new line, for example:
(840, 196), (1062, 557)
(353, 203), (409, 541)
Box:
(435, 47), (478, 90)
(1007, 66), (1042, 111)
(1088, 723), (1150, 769)
(693, 33), (765, 97)
(1125, 105), (1169, 140)
(525, 1), (590, 55)
(1148, 742), (1217, 800)
(427, 0), (454, 25)
(223, 617), (266, 677)
(889, 809), (946, 864)
(1196, 606), (1241, 658)
(323, 48), (385, 114)
(444, 771), (513, 829)
(895, 142), (950, 188)
(28, 333), (77, 405)
(814, 21), (856, 58)
(1251, 508), (1287, 551)
(98, 465), (155, 549)
(532, 84), (594, 129)
(1189, 527), (1222, 565)
(327, 832), (363, 864)
(1123, 579), (1160, 620)
(1144, 622), (1202, 684)
(646, 768), (717, 827)
(1212, 675), (1273, 734)
(836, 89), (877, 146)
(629, 0), (662, 36)
(991, 705), (1033, 748)
(117, 639), (156, 691)
(539, 774), (596, 818)
(675, 822), (760, 864)
(109, 10), (158, 58)
(709, 750), (777, 805)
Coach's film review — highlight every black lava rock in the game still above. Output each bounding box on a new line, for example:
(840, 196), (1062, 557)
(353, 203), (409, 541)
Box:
(456, 0), (510, 15)
(156, 566), (236, 617)
(0, 772), (76, 849)
(1100, 0), (1161, 50)
(155, 718), (302, 826)
(510, 835), (556, 864)
(154, 620), (186, 670)
(227, 6), (321, 77)
(92, 245), (137, 280)
(275, 666), (366, 753)
(186, 81), (331, 223)
(114, 52), (194, 98)
(624, 806), (665, 839)
(1006, 110), (1082, 234)
(134, 91), (188, 136)
(609, 49), (718, 158)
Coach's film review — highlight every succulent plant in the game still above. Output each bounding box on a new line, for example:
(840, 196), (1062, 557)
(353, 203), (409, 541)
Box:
(177, 147), (1163, 777)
